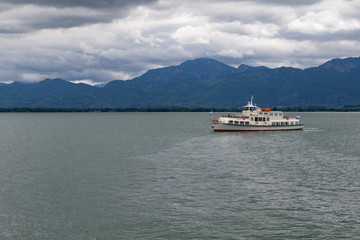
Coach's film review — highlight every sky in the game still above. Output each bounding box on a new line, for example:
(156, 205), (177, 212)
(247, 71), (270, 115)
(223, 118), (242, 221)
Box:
(1, 0), (360, 85)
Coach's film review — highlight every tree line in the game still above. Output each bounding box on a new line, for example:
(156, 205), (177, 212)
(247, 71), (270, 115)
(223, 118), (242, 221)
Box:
(0, 105), (359, 112)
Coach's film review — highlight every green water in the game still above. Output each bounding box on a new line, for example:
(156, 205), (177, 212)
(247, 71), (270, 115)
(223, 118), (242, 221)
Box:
(0, 112), (359, 239)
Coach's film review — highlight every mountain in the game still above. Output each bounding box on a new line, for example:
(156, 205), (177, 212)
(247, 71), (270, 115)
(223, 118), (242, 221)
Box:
(0, 57), (360, 108)
(0, 78), (100, 108)
(101, 58), (239, 107)
(318, 57), (360, 72)
(132, 58), (238, 83)
(237, 64), (268, 72)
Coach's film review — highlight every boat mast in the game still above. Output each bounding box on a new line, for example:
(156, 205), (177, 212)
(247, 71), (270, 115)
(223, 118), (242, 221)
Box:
(209, 110), (214, 128)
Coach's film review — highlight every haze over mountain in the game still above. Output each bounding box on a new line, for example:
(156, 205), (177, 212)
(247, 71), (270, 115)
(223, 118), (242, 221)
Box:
(0, 57), (359, 108)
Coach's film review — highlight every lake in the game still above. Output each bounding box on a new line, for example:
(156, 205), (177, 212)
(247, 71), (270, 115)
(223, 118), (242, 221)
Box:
(0, 112), (359, 239)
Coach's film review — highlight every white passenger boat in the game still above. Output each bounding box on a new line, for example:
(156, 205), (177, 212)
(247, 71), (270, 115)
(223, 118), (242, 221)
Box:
(211, 97), (304, 132)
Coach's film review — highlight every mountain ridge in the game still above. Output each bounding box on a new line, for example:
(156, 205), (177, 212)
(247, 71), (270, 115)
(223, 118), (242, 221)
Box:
(1, 57), (360, 108)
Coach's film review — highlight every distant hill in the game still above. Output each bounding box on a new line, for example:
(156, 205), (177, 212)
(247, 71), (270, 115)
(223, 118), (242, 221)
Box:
(237, 64), (268, 72)
(0, 79), (99, 108)
(0, 57), (360, 108)
(318, 57), (360, 72)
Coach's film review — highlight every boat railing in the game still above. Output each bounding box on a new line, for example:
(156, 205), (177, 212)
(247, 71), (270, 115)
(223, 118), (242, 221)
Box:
(222, 114), (248, 119)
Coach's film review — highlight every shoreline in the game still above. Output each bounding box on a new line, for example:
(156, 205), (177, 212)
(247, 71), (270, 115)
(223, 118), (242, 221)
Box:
(0, 106), (359, 112)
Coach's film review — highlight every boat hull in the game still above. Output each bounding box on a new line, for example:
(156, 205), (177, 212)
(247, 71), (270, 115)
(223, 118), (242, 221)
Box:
(213, 124), (304, 132)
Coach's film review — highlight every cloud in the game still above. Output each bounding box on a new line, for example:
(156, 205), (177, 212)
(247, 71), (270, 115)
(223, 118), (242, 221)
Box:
(0, 0), (158, 9)
(0, 0), (159, 33)
(70, 79), (105, 86)
(172, 25), (211, 45)
(0, 4), (109, 33)
(288, 10), (360, 35)
(252, 0), (322, 5)
(1, 0), (360, 84)
(21, 73), (55, 82)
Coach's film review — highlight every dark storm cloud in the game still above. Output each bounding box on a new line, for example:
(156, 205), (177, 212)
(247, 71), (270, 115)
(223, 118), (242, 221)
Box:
(31, 16), (105, 29)
(0, 0), (158, 9)
(0, 6), (109, 33)
(0, 0), (323, 34)
(1, 0), (360, 84)
(0, 0), (159, 33)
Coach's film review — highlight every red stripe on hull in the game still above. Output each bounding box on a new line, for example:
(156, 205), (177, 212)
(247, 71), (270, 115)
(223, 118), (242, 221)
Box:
(213, 128), (303, 132)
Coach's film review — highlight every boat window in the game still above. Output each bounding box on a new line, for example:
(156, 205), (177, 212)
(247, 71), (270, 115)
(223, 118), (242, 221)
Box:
(275, 113), (278, 116)
(245, 122), (250, 125)
(229, 120), (233, 124)
(250, 117), (253, 121)
(255, 117), (258, 121)
(240, 121), (244, 125)
(270, 113), (273, 116)
(235, 121), (239, 125)
(267, 117), (270, 121)
(280, 113), (283, 116)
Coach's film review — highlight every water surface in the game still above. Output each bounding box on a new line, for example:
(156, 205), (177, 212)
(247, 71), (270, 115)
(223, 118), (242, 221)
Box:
(0, 112), (359, 239)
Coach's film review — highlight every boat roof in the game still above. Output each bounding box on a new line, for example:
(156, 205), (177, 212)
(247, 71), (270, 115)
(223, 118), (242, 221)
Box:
(243, 96), (257, 108)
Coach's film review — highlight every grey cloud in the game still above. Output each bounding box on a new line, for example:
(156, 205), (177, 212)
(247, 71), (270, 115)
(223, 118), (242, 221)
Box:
(192, 0), (322, 6)
(0, 17), (109, 34)
(0, 0), (158, 9)
(1, 0), (360, 84)
(253, 0), (322, 5)
(0, 0), (321, 34)
(29, 15), (111, 31)
(283, 29), (360, 42)
(0, 15), (106, 34)
(0, 0), (159, 33)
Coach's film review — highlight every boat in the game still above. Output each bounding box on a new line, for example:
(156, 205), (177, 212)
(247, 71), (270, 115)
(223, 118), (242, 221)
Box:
(211, 97), (304, 132)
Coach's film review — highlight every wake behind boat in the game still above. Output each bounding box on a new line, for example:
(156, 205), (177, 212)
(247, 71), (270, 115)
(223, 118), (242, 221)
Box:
(211, 97), (304, 132)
